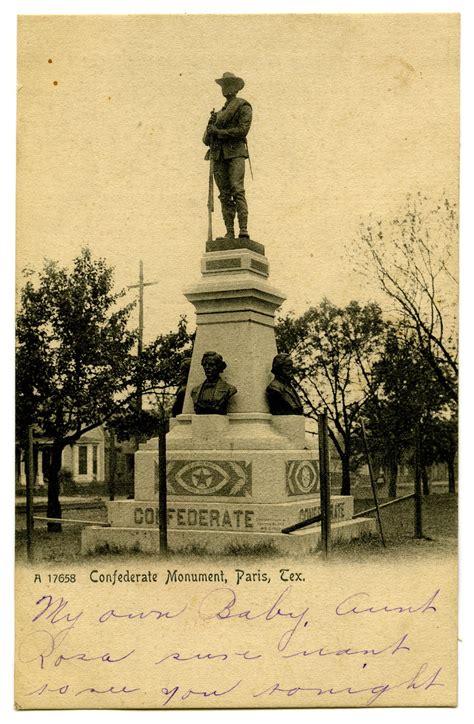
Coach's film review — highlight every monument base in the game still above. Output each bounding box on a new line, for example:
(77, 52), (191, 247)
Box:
(106, 496), (352, 532)
(81, 517), (376, 557)
(80, 415), (377, 556)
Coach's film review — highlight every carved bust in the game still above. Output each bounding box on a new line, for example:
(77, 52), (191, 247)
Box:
(191, 351), (237, 415)
(266, 353), (304, 416)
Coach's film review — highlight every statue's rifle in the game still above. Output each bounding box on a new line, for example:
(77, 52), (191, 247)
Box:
(245, 139), (254, 181)
(207, 108), (216, 242)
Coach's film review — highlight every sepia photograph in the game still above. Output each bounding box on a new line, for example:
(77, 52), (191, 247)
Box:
(13, 8), (459, 712)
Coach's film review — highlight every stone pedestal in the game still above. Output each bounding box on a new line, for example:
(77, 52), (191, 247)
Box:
(181, 242), (284, 415)
(81, 239), (375, 555)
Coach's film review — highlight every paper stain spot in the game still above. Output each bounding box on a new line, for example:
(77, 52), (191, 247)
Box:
(108, 96), (112, 101)
(397, 58), (415, 86)
(383, 56), (416, 90)
(48, 58), (53, 64)
(53, 80), (58, 86)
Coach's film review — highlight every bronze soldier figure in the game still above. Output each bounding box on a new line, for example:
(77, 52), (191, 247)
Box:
(203, 72), (252, 240)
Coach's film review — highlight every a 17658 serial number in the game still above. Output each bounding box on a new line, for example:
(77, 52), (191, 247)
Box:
(44, 573), (76, 583)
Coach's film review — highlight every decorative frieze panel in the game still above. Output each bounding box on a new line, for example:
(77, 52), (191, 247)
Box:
(286, 460), (319, 496)
(156, 460), (252, 497)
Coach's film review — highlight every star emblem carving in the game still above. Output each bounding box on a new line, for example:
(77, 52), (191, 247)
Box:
(191, 467), (214, 489)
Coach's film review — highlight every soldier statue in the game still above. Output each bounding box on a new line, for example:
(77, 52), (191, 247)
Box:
(266, 353), (304, 416)
(203, 72), (252, 240)
(191, 351), (237, 415)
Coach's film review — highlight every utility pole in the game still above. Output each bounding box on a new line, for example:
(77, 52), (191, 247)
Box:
(128, 260), (158, 411)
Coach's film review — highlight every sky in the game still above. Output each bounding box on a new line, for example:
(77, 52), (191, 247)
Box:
(16, 13), (459, 342)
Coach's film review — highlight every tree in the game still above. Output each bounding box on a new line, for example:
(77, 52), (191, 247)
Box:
(416, 413), (457, 495)
(16, 249), (193, 531)
(110, 316), (193, 441)
(276, 299), (387, 495)
(137, 315), (193, 411)
(357, 193), (458, 403)
(16, 249), (136, 530)
(360, 322), (454, 496)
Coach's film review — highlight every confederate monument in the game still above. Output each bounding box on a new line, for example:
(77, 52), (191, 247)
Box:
(203, 72), (252, 240)
(81, 72), (376, 556)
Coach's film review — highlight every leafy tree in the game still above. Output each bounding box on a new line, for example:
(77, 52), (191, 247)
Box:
(108, 408), (162, 443)
(16, 249), (192, 531)
(416, 413), (457, 494)
(276, 299), (387, 495)
(110, 317), (193, 441)
(137, 316), (193, 408)
(360, 322), (456, 496)
(357, 193), (458, 402)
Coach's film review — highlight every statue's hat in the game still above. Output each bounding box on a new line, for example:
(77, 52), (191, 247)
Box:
(215, 72), (245, 91)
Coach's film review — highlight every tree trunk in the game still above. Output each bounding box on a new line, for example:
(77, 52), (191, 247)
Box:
(47, 442), (63, 532)
(447, 453), (456, 494)
(421, 465), (430, 496)
(387, 456), (398, 498)
(340, 454), (351, 496)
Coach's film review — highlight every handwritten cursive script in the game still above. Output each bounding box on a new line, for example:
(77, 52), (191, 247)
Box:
(17, 584), (451, 708)
(335, 590), (440, 617)
(253, 663), (444, 706)
(198, 586), (310, 651)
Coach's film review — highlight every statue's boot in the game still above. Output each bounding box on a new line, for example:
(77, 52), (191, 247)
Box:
(236, 200), (249, 238)
(220, 208), (236, 239)
(237, 211), (249, 238)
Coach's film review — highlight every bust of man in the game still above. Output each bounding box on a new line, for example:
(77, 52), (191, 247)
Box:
(266, 353), (304, 416)
(191, 351), (237, 415)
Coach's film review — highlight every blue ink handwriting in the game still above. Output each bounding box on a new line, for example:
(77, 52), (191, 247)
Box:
(198, 586), (309, 651)
(155, 650), (262, 665)
(253, 662), (444, 706)
(160, 679), (241, 706)
(32, 595), (83, 626)
(335, 590), (440, 616)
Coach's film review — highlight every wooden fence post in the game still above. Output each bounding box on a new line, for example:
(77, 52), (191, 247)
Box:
(158, 409), (168, 556)
(360, 419), (386, 547)
(414, 424), (423, 539)
(318, 412), (331, 557)
(26, 425), (35, 563)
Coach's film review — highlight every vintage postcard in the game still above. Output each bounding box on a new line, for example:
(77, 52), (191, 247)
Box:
(15, 13), (459, 710)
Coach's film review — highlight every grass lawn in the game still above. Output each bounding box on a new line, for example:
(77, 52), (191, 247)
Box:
(332, 493), (458, 561)
(15, 494), (457, 564)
